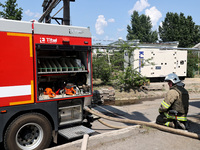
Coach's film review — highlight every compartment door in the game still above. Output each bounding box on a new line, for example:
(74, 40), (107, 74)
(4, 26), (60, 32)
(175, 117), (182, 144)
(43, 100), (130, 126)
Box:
(0, 32), (34, 107)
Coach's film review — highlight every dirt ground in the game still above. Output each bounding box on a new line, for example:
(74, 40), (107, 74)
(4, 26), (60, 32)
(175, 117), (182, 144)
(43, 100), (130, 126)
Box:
(93, 78), (200, 105)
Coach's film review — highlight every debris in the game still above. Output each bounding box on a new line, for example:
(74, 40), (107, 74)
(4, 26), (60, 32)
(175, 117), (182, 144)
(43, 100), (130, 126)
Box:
(93, 88), (115, 104)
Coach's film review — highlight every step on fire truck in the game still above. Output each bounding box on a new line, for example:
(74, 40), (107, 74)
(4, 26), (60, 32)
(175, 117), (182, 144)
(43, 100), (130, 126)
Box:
(0, 19), (94, 150)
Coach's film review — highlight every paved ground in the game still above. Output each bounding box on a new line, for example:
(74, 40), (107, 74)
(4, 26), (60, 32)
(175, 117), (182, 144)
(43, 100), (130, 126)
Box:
(47, 93), (200, 150)
(91, 93), (200, 133)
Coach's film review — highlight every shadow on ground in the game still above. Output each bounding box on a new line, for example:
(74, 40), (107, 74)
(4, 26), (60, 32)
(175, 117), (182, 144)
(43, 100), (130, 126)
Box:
(187, 119), (200, 134)
(93, 105), (151, 126)
(94, 104), (200, 136)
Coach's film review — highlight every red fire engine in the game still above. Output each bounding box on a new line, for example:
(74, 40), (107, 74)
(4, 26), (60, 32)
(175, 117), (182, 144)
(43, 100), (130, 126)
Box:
(0, 19), (94, 150)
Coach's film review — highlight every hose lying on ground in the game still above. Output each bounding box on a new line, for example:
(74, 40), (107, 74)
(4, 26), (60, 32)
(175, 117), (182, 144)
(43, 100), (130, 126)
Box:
(98, 119), (126, 129)
(84, 106), (200, 140)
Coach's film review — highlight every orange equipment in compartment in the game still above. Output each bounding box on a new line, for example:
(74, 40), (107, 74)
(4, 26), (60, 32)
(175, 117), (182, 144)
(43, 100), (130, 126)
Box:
(44, 88), (56, 98)
(65, 83), (76, 95)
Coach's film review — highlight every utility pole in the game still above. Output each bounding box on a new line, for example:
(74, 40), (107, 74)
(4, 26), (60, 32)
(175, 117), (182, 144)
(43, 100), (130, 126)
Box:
(63, 0), (70, 25)
(39, 0), (75, 25)
(63, 0), (75, 25)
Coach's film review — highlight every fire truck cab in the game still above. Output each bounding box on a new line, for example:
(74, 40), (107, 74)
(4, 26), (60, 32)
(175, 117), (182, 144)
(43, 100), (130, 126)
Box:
(0, 19), (93, 150)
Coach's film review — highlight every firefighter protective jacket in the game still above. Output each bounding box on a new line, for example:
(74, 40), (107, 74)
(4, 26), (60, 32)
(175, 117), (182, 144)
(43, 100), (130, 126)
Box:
(159, 84), (189, 121)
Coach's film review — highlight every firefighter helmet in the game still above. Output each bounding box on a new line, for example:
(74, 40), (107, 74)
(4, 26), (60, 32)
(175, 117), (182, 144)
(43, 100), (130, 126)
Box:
(165, 73), (180, 84)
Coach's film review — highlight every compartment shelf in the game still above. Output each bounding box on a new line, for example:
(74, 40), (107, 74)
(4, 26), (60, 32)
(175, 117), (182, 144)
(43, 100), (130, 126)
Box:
(38, 70), (88, 74)
(37, 58), (86, 74)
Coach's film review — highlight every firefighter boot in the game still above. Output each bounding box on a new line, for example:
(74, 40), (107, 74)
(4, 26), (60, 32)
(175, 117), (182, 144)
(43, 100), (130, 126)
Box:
(169, 122), (175, 128)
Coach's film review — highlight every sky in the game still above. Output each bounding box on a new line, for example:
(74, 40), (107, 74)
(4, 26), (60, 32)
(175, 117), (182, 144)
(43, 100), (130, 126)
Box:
(1, 0), (200, 45)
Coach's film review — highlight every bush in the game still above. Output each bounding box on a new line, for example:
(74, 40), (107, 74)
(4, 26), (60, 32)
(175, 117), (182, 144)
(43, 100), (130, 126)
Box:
(113, 66), (149, 92)
(93, 40), (149, 91)
(187, 51), (198, 78)
(92, 54), (112, 84)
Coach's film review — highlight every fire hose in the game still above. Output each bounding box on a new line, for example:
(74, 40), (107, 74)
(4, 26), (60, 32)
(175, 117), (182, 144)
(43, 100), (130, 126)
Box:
(98, 119), (126, 129)
(84, 106), (200, 139)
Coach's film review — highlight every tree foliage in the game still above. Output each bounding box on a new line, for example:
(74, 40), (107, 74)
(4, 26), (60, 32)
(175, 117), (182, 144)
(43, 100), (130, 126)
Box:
(187, 51), (198, 78)
(0, 0), (22, 20)
(93, 41), (149, 91)
(92, 52), (112, 84)
(127, 11), (158, 43)
(159, 12), (200, 48)
(159, 12), (200, 77)
(112, 41), (149, 91)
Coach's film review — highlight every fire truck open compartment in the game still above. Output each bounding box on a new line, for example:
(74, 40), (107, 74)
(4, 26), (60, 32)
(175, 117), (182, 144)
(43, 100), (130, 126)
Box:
(36, 44), (92, 100)
(0, 19), (94, 150)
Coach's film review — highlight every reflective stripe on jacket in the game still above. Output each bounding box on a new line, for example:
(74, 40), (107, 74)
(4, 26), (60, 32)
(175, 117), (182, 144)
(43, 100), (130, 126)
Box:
(164, 112), (187, 121)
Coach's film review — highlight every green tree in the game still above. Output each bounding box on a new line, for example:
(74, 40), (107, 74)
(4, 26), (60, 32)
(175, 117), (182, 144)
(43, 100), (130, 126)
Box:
(159, 12), (200, 77)
(92, 52), (112, 84)
(92, 41), (149, 90)
(187, 51), (198, 78)
(111, 41), (149, 91)
(0, 0), (23, 20)
(159, 12), (200, 48)
(127, 11), (158, 43)
(109, 41), (126, 72)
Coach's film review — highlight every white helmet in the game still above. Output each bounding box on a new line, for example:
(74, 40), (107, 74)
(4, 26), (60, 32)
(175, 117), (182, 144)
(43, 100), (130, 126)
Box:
(165, 73), (181, 84)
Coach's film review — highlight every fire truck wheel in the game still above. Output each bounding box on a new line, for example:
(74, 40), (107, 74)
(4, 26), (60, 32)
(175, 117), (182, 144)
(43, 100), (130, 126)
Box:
(4, 113), (52, 150)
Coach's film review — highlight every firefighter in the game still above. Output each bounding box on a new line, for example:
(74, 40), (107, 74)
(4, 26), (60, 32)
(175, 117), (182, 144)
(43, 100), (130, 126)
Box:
(156, 73), (189, 130)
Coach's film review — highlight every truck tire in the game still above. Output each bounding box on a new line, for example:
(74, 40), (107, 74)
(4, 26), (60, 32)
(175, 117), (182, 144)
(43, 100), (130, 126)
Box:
(4, 113), (52, 150)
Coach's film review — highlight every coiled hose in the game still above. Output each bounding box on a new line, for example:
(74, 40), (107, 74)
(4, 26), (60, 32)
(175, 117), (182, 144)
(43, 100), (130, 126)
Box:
(84, 106), (200, 139)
